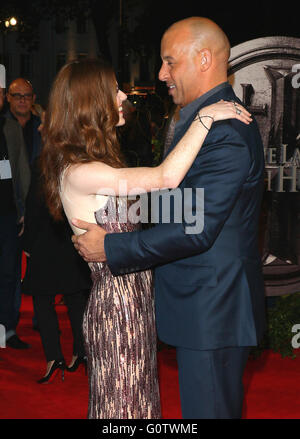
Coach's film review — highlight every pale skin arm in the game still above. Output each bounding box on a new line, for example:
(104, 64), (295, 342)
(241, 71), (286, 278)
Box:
(66, 101), (251, 197)
(72, 101), (252, 262)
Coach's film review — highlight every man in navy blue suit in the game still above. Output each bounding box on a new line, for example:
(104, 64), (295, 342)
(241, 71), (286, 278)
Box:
(72, 17), (266, 418)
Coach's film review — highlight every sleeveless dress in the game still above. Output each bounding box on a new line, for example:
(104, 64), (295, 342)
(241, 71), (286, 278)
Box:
(82, 196), (161, 419)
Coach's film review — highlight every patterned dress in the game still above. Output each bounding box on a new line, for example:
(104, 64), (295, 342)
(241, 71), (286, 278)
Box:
(82, 196), (161, 419)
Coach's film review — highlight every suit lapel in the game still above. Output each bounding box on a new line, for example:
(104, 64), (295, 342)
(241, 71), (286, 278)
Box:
(165, 85), (237, 159)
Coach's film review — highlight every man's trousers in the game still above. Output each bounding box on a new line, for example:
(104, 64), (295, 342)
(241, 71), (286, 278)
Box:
(176, 345), (251, 418)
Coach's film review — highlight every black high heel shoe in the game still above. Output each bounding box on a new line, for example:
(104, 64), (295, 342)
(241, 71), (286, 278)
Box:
(66, 356), (87, 374)
(37, 359), (66, 384)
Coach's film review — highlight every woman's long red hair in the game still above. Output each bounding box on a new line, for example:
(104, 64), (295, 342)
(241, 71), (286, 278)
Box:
(40, 58), (125, 220)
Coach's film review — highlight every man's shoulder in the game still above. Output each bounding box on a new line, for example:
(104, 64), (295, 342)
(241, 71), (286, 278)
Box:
(2, 116), (23, 149)
(206, 117), (261, 154)
(4, 109), (16, 121)
(2, 115), (22, 131)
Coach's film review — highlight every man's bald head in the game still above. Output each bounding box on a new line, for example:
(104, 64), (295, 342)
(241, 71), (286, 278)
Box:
(165, 17), (230, 67)
(159, 17), (231, 104)
(8, 78), (34, 94)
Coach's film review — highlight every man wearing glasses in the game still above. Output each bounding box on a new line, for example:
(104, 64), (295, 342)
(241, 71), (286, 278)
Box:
(6, 79), (42, 341)
(0, 85), (31, 350)
(6, 78), (42, 168)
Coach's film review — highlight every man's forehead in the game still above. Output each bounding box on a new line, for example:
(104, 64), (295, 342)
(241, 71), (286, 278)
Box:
(161, 28), (193, 55)
(9, 81), (33, 92)
(161, 41), (191, 60)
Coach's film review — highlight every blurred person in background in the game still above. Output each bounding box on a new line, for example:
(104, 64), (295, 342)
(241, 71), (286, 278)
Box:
(22, 157), (91, 383)
(6, 78), (42, 331)
(0, 86), (31, 349)
(6, 78), (42, 169)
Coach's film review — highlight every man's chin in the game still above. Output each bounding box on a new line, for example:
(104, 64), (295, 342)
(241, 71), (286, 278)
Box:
(169, 93), (180, 106)
(14, 110), (30, 118)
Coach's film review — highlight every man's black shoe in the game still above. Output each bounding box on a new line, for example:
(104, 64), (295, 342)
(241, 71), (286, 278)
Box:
(6, 335), (30, 349)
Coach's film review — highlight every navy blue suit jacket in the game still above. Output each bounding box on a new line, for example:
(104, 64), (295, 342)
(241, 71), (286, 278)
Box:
(105, 84), (266, 350)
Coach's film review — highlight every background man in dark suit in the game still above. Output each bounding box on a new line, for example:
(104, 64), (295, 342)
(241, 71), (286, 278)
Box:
(72, 17), (266, 418)
(0, 86), (31, 349)
(6, 78), (42, 331)
(6, 78), (42, 169)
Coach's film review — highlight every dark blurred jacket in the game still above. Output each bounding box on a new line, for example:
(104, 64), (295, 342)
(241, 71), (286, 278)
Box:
(22, 160), (91, 295)
(1, 116), (31, 221)
(5, 110), (42, 169)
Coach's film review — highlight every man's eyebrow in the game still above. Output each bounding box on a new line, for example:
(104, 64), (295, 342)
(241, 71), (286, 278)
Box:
(162, 55), (175, 61)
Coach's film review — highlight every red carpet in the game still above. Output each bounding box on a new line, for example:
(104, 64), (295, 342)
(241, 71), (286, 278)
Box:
(1, 293), (300, 419)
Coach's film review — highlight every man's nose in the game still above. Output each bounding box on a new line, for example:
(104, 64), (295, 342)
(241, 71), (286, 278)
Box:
(158, 63), (168, 82)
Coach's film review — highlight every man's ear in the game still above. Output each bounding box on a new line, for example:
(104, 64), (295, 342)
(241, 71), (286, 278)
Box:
(199, 49), (212, 72)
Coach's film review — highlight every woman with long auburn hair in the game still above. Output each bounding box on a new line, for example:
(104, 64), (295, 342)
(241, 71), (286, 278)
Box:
(40, 58), (251, 419)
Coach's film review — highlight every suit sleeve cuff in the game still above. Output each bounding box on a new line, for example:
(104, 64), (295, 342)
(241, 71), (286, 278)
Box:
(104, 233), (120, 276)
(104, 230), (146, 276)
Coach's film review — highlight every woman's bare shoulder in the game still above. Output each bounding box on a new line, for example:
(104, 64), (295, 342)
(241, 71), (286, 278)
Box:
(65, 161), (111, 181)
(63, 161), (114, 195)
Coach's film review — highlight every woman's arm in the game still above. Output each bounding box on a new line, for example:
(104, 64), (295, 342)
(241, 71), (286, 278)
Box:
(65, 100), (251, 196)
